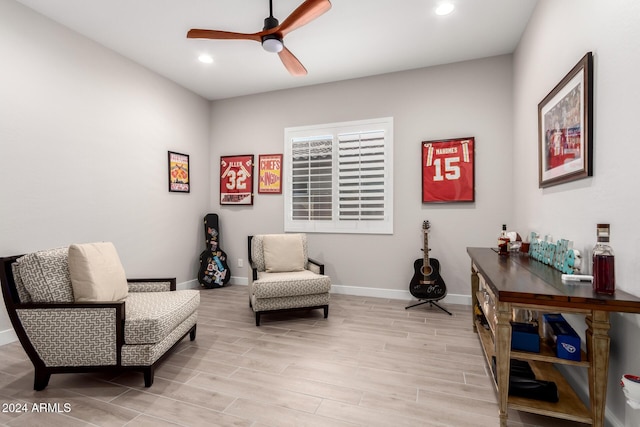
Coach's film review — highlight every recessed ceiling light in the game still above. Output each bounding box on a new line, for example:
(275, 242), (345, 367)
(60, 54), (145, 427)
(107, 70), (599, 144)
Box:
(198, 54), (213, 64)
(435, 2), (455, 16)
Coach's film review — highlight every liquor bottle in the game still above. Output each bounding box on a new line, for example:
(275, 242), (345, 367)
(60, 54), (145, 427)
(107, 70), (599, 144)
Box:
(498, 224), (509, 255)
(592, 224), (615, 294)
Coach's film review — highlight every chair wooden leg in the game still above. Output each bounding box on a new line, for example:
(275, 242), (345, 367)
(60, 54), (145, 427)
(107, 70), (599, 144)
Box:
(255, 312), (261, 327)
(190, 325), (197, 341)
(323, 305), (329, 318)
(33, 368), (50, 391)
(143, 367), (154, 387)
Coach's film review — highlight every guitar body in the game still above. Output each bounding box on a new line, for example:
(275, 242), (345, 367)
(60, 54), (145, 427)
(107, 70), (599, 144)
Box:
(408, 220), (447, 301)
(198, 213), (231, 289)
(409, 257), (446, 300)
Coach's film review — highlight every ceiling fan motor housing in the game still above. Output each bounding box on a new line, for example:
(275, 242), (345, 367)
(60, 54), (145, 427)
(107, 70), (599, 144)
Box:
(263, 16), (279, 31)
(262, 16), (283, 52)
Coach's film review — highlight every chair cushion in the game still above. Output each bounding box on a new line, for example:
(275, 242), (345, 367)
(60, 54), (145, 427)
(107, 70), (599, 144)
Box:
(124, 290), (200, 345)
(251, 293), (330, 313)
(262, 234), (305, 272)
(68, 242), (129, 302)
(253, 270), (331, 298)
(16, 247), (74, 303)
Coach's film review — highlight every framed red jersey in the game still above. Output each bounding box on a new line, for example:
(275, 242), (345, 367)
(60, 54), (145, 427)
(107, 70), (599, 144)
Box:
(422, 137), (475, 203)
(220, 154), (254, 205)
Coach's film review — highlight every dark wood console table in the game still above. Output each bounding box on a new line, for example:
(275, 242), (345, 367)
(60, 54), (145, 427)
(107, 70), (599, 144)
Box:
(467, 247), (640, 427)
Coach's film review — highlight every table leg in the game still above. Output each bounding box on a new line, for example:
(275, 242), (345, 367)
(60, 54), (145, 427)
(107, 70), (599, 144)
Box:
(471, 262), (479, 332)
(495, 301), (512, 427)
(585, 310), (610, 427)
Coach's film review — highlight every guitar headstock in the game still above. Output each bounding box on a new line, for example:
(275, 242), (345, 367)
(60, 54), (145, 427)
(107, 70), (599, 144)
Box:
(422, 220), (431, 231)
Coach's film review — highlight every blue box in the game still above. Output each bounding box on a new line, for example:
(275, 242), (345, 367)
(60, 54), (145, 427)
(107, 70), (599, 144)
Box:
(542, 314), (581, 361)
(511, 322), (540, 353)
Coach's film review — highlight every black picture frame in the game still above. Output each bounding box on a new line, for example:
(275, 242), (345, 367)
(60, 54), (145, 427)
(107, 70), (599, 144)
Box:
(168, 151), (190, 193)
(538, 52), (594, 188)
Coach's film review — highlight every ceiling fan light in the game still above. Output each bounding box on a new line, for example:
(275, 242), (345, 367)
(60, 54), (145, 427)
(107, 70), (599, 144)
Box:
(198, 54), (214, 64)
(262, 37), (284, 53)
(435, 3), (455, 16)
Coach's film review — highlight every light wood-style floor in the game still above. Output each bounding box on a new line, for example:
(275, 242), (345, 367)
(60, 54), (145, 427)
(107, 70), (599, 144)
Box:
(0, 286), (591, 427)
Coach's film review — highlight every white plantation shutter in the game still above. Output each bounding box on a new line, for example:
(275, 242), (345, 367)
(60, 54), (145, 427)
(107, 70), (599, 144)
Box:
(291, 136), (333, 220)
(338, 130), (386, 221)
(285, 117), (393, 234)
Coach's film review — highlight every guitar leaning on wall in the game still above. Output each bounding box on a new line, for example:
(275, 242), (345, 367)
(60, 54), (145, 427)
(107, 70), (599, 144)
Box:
(198, 213), (231, 289)
(405, 221), (452, 315)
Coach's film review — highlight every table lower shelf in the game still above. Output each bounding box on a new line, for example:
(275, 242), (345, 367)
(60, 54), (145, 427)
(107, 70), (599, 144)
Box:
(475, 319), (593, 424)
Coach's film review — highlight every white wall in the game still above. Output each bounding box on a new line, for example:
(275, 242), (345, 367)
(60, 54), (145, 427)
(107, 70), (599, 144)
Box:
(211, 55), (514, 301)
(0, 0), (212, 343)
(513, 0), (640, 424)
(2, 0), (638, 422)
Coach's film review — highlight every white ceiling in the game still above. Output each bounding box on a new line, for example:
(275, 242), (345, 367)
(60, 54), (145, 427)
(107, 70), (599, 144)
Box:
(14, 0), (538, 101)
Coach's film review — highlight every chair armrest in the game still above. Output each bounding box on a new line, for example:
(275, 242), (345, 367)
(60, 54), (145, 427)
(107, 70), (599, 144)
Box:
(15, 301), (124, 367)
(308, 258), (325, 275)
(249, 261), (259, 281)
(127, 278), (176, 292)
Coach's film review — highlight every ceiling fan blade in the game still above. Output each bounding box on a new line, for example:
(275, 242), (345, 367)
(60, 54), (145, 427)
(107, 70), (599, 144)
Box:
(278, 47), (308, 76)
(187, 29), (262, 42)
(279, 0), (332, 37)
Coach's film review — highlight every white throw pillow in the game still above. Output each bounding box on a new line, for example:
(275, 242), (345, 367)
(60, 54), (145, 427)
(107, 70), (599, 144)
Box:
(68, 242), (129, 302)
(263, 234), (305, 273)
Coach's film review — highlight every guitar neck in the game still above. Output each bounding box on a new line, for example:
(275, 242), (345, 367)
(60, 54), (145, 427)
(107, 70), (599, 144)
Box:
(423, 229), (429, 266)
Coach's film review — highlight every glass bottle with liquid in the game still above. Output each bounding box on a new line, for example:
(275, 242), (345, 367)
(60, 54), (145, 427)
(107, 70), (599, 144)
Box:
(498, 224), (509, 255)
(592, 223), (615, 294)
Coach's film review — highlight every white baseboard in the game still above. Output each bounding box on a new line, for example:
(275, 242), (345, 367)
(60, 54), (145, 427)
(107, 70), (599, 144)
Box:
(0, 328), (18, 347)
(177, 279), (200, 290)
(230, 276), (248, 286)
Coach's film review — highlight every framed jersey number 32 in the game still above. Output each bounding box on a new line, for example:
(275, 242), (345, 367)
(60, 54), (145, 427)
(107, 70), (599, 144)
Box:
(422, 137), (475, 203)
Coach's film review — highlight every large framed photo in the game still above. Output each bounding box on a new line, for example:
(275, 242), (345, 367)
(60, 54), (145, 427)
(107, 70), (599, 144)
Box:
(538, 52), (593, 188)
(258, 154), (283, 194)
(168, 151), (190, 193)
(422, 137), (475, 203)
(220, 154), (254, 205)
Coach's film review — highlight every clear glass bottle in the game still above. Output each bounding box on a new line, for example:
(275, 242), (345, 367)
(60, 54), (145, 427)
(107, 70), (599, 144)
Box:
(498, 224), (509, 255)
(592, 223), (615, 294)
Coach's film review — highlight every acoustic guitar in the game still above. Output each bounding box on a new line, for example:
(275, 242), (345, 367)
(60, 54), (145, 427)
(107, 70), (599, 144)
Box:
(409, 221), (447, 301)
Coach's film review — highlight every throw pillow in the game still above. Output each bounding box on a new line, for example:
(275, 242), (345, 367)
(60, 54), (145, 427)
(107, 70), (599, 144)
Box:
(17, 247), (74, 303)
(263, 234), (305, 273)
(68, 242), (129, 302)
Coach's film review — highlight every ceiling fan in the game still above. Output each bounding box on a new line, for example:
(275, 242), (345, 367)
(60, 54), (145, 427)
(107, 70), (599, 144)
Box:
(187, 0), (332, 76)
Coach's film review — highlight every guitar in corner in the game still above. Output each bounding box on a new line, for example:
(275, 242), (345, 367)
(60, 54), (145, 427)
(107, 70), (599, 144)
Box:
(198, 213), (231, 289)
(406, 221), (451, 314)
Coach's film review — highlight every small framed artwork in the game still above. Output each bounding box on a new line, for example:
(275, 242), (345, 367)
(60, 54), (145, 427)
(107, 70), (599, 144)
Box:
(538, 52), (593, 188)
(422, 137), (475, 203)
(220, 154), (254, 205)
(258, 154), (283, 194)
(168, 151), (190, 193)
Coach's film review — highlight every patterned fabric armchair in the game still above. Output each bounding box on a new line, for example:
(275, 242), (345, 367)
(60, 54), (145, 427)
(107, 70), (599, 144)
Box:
(0, 242), (199, 390)
(248, 234), (331, 326)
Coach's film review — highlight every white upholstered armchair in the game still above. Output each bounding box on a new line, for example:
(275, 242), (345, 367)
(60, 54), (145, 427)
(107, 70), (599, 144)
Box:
(0, 242), (199, 390)
(248, 234), (331, 326)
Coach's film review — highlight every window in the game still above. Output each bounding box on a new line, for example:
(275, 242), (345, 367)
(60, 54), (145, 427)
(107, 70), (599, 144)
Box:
(284, 117), (393, 234)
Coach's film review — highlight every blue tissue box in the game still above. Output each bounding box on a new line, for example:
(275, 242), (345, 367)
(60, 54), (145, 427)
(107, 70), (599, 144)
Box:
(542, 314), (581, 361)
(511, 322), (540, 353)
